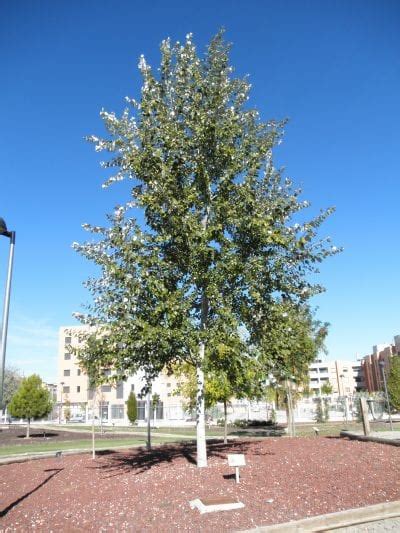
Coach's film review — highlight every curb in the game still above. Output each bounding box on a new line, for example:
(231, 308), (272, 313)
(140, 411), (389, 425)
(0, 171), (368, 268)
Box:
(340, 431), (400, 447)
(240, 500), (400, 532)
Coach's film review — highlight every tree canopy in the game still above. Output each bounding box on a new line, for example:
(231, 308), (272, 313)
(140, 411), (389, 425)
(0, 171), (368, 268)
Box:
(387, 356), (400, 411)
(8, 374), (53, 437)
(2, 366), (23, 408)
(74, 31), (338, 466)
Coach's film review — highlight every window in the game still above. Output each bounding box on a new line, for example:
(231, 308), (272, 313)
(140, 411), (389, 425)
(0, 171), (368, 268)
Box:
(154, 401), (164, 420)
(137, 400), (146, 420)
(166, 383), (171, 388)
(116, 382), (124, 399)
(63, 369), (70, 377)
(64, 353), (71, 361)
(103, 369), (111, 377)
(130, 384), (135, 392)
(63, 386), (70, 393)
(77, 386), (81, 393)
(77, 369), (81, 376)
(319, 368), (328, 373)
(65, 336), (71, 345)
(101, 385), (111, 393)
(111, 404), (124, 419)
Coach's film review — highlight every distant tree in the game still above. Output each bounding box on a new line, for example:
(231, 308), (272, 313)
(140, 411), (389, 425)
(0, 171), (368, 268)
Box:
(64, 399), (71, 422)
(126, 392), (138, 425)
(259, 302), (329, 435)
(321, 381), (333, 396)
(2, 366), (23, 409)
(175, 347), (262, 444)
(314, 397), (325, 423)
(8, 375), (53, 437)
(387, 356), (400, 411)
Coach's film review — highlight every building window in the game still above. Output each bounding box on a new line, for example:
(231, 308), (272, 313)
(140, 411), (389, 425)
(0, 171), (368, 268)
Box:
(111, 404), (124, 419)
(63, 386), (70, 394)
(64, 353), (71, 360)
(63, 369), (70, 377)
(103, 369), (111, 377)
(131, 384), (135, 392)
(116, 382), (124, 399)
(166, 383), (171, 388)
(65, 336), (71, 345)
(77, 369), (81, 376)
(154, 401), (164, 420)
(77, 386), (81, 393)
(137, 400), (146, 420)
(101, 385), (111, 393)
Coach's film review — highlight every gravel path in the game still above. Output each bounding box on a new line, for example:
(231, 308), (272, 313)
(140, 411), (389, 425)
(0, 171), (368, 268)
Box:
(0, 437), (399, 531)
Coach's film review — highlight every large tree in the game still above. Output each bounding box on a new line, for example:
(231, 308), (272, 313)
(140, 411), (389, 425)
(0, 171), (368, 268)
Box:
(8, 374), (53, 437)
(74, 31), (338, 467)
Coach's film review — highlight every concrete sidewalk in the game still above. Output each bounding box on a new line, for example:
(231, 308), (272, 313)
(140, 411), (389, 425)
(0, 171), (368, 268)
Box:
(241, 500), (400, 532)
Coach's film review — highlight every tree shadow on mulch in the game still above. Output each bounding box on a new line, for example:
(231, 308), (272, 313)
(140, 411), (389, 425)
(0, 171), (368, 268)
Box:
(0, 468), (64, 517)
(89, 440), (252, 478)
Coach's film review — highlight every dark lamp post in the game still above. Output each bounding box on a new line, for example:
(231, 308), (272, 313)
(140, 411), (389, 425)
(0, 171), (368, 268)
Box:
(379, 361), (393, 431)
(0, 217), (15, 410)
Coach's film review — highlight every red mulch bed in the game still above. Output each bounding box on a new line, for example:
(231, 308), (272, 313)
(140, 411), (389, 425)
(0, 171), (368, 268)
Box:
(0, 437), (399, 531)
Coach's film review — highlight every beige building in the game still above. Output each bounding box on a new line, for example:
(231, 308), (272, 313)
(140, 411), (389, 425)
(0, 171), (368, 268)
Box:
(58, 326), (187, 425)
(308, 359), (364, 396)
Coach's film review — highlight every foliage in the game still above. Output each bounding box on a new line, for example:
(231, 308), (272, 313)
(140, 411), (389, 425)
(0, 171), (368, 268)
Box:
(151, 393), (160, 410)
(321, 381), (333, 396)
(8, 375), (53, 436)
(323, 398), (330, 421)
(2, 366), (23, 408)
(314, 398), (325, 423)
(64, 399), (71, 422)
(387, 356), (400, 411)
(126, 392), (138, 425)
(73, 31), (338, 466)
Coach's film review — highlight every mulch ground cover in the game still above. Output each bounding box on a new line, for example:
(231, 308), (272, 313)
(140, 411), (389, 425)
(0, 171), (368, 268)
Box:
(0, 436), (399, 532)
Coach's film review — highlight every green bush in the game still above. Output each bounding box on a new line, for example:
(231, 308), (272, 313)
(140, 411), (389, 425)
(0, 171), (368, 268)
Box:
(126, 392), (138, 425)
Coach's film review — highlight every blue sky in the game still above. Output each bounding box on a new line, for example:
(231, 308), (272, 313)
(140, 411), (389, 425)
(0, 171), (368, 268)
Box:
(0, 0), (399, 382)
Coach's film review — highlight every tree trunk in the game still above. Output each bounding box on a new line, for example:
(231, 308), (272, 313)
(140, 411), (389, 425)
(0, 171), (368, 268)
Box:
(146, 386), (151, 451)
(223, 399), (228, 444)
(92, 388), (97, 459)
(195, 207), (210, 468)
(196, 346), (207, 467)
(286, 379), (295, 437)
(26, 418), (30, 438)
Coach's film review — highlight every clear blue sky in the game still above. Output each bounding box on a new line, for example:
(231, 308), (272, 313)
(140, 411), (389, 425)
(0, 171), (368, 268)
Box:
(1, 0), (399, 382)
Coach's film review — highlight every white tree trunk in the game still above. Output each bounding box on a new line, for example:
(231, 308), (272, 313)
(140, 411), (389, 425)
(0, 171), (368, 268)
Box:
(196, 342), (207, 468)
(223, 399), (228, 444)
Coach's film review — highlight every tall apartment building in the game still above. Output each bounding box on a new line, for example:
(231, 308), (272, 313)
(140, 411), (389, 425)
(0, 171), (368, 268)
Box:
(58, 326), (187, 425)
(308, 359), (364, 396)
(361, 334), (400, 393)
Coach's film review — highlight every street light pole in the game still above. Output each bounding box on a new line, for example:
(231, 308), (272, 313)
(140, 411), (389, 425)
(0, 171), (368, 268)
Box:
(379, 361), (393, 431)
(0, 217), (15, 409)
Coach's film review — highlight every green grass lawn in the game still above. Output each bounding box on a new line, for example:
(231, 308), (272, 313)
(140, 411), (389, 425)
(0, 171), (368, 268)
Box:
(0, 435), (192, 457)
